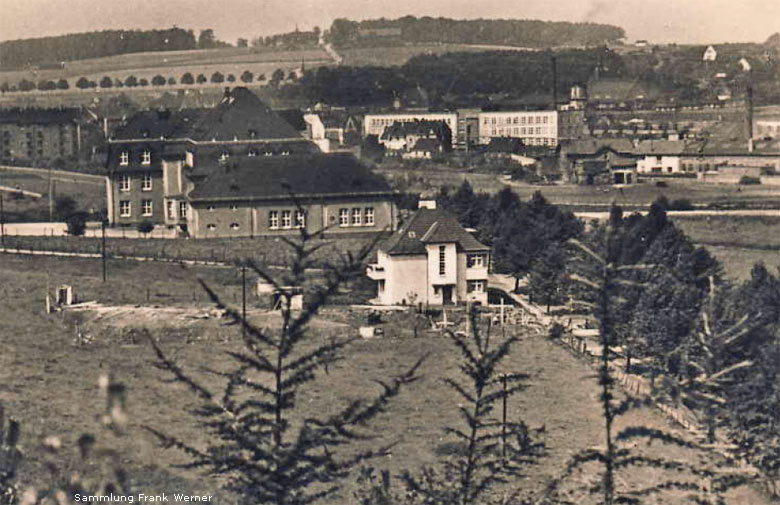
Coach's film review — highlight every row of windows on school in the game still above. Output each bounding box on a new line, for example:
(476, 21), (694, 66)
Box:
(482, 115), (555, 126)
(117, 148), (291, 166)
(197, 207), (377, 232)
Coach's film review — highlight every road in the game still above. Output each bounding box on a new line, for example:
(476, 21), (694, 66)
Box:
(575, 209), (780, 220)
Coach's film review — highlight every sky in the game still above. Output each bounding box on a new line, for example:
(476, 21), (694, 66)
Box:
(1, 0), (779, 45)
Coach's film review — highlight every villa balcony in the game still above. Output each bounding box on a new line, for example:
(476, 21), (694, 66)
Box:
(366, 263), (385, 280)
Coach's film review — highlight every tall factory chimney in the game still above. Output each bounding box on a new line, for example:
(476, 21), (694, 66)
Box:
(551, 56), (558, 110)
(746, 86), (754, 152)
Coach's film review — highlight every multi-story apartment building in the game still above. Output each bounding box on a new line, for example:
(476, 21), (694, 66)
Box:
(105, 87), (319, 229)
(477, 109), (585, 147)
(0, 108), (96, 164)
(363, 112), (458, 147)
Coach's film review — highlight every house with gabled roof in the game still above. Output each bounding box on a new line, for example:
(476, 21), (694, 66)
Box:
(367, 205), (490, 306)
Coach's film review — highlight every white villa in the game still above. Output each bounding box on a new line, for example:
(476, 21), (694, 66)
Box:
(367, 206), (490, 306)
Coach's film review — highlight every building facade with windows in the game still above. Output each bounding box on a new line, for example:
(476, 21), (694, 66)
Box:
(363, 112), (458, 147)
(105, 87), (318, 227)
(367, 207), (490, 306)
(477, 109), (584, 146)
(0, 108), (97, 164)
(185, 153), (398, 238)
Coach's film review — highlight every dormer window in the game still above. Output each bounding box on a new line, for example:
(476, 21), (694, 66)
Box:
(264, 151), (273, 157)
(248, 149), (258, 157)
(141, 149), (151, 165)
(248, 129), (257, 139)
(119, 151), (129, 165)
(219, 151), (230, 163)
(281, 150), (290, 156)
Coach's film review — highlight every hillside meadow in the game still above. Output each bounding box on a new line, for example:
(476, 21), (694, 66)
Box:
(0, 253), (771, 504)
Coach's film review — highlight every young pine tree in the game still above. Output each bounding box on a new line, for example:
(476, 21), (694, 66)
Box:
(147, 223), (424, 505)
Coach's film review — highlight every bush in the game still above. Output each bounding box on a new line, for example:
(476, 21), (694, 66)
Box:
(227, 74), (236, 82)
(151, 75), (167, 86)
(548, 322), (564, 340)
(124, 75), (138, 87)
(65, 212), (89, 236)
(181, 72), (194, 85)
(739, 175), (761, 185)
(240, 70), (253, 83)
(210, 71), (225, 83)
(138, 78), (149, 87)
(167, 77), (176, 85)
(668, 198), (695, 211)
(19, 79), (36, 91)
(99, 76), (113, 88)
(196, 74), (207, 84)
(137, 220), (155, 235)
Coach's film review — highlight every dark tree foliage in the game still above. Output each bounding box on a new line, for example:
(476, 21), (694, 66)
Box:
(56, 78), (69, 90)
(227, 74), (236, 83)
(302, 66), (409, 106)
(138, 78), (149, 87)
(151, 74), (166, 86)
(124, 75), (138, 88)
(147, 224), (423, 505)
(326, 16), (624, 48)
(240, 70), (254, 83)
(18, 79), (35, 92)
(527, 245), (568, 313)
(0, 28), (197, 70)
(438, 180), (489, 230)
(167, 77), (176, 85)
(181, 72), (195, 85)
(210, 71), (224, 83)
(99, 76), (113, 88)
(196, 74), (207, 84)
(37, 79), (56, 91)
(542, 219), (753, 505)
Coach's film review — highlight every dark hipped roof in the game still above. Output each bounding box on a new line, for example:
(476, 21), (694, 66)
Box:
(188, 153), (393, 201)
(383, 208), (490, 256)
(564, 138), (635, 156)
(380, 120), (449, 140)
(190, 88), (303, 141)
(113, 109), (208, 140)
(112, 88), (303, 142)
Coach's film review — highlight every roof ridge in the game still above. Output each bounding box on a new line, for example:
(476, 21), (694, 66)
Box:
(420, 221), (439, 242)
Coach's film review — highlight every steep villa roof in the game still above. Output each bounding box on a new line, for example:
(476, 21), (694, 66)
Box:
(564, 138), (635, 156)
(112, 109), (208, 140)
(380, 120), (449, 140)
(188, 153), (393, 201)
(383, 209), (490, 256)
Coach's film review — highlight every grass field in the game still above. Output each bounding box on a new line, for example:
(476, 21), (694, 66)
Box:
(0, 47), (332, 87)
(0, 253), (770, 504)
(0, 171), (105, 222)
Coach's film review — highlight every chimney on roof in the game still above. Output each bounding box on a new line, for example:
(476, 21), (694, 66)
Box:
(224, 87), (231, 99)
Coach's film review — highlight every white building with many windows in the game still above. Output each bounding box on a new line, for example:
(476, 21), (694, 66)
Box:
(367, 207), (490, 306)
(477, 109), (584, 146)
(363, 112), (458, 147)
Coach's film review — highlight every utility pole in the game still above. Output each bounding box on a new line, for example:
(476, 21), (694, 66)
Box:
(501, 373), (508, 459)
(0, 193), (4, 247)
(48, 166), (54, 222)
(101, 220), (107, 282)
(241, 264), (247, 337)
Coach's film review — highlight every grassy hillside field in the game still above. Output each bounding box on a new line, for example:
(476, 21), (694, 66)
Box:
(0, 253), (770, 504)
(0, 46), (332, 94)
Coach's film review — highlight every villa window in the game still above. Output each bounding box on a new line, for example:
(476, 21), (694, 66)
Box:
(141, 149), (151, 165)
(467, 254), (485, 268)
(166, 201), (175, 219)
(219, 151), (230, 163)
(248, 149), (258, 157)
(119, 201), (131, 217)
(230, 223), (240, 230)
(281, 210), (292, 229)
(119, 151), (129, 165)
(364, 207), (374, 226)
(142, 200), (153, 217)
(351, 208), (362, 226)
(141, 173), (153, 191)
(467, 280), (485, 293)
(179, 201), (188, 218)
(439, 245), (446, 276)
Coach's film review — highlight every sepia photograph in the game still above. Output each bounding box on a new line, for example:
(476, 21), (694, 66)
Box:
(2, 1), (780, 504)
